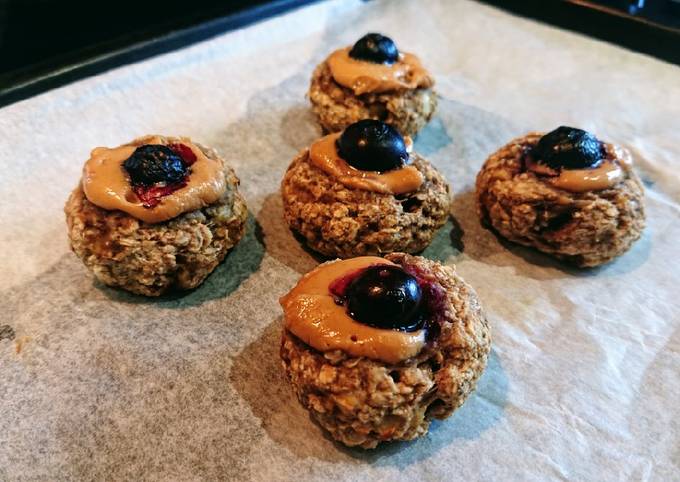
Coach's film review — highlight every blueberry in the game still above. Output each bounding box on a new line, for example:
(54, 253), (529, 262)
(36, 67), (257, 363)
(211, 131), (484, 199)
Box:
(123, 145), (188, 186)
(349, 33), (399, 65)
(346, 265), (423, 331)
(533, 126), (603, 170)
(337, 119), (409, 172)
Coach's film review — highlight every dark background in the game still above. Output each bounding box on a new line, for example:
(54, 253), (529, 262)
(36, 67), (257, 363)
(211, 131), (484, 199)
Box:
(0, 0), (679, 105)
(0, 0), (275, 76)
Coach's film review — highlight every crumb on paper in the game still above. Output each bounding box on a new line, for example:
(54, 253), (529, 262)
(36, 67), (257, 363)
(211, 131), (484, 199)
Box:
(0, 324), (16, 341)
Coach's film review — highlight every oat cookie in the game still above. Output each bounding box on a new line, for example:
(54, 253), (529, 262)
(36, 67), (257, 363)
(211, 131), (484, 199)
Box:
(309, 33), (437, 137)
(65, 135), (248, 296)
(281, 120), (451, 258)
(280, 253), (491, 448)
(476, 127), (645, 267)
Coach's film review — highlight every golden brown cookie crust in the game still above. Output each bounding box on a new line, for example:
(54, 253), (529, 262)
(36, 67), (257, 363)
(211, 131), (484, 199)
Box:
(280, 253), (491, 449)
(308, 61), (437, 137)
(475, 133), (646, 267)
(64, 136), (248, 296)
(281, 149), (451, 258)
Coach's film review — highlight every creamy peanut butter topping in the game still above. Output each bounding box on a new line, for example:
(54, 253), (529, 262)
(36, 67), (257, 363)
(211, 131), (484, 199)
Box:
(280, 257), (426, 364)
(327, 47), (434, 95)
(526, 143), (627, 193)
(82, 136), (226, 223)
(308, 133), (423, 195)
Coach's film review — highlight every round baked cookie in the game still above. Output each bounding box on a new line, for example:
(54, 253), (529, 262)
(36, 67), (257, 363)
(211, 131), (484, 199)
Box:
(281, 120), (451, 258)
(309, 33), (437, 137)
(280, 253), (491, 448)
(476, 127), (645, 267)
(65, 135), (248, 296)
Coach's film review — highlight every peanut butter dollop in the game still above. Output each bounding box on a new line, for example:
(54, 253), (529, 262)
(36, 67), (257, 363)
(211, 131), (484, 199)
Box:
(82, 136), (226, 223)
(308, 132), (424, 195)
(327, 47), (434, 95)
(280, 257), (426, 364)
(526, 143), (629, 193)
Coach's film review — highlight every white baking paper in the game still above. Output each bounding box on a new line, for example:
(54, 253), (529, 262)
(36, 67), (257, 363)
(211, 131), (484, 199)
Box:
(1, 0), (679, 480)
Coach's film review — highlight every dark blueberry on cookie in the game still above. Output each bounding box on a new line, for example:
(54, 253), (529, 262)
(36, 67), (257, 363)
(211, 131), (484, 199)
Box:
(337, 119), (409, 172)
(349, 33), (399, 65)
(533, 126), (603, 170)
(123, 145), (188, 186)
(346, 265), (423, 331)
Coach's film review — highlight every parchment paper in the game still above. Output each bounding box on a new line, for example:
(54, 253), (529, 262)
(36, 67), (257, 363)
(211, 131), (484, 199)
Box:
(1, 1), (679, 480)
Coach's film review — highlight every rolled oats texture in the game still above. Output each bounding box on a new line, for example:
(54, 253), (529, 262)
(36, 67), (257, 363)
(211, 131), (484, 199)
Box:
(281, 253), (491, 448)
(281, 149), (451, 258)
(65, 136), (248, 296)
(475, 133), (645, 267)
(309, 60), (437, 137)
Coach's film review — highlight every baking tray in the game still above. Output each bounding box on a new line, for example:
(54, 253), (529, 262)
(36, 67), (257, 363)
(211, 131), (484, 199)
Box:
(2, 0), (680, 108)
(0, 0), (322, 107)
(482, 0), (680, 65)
